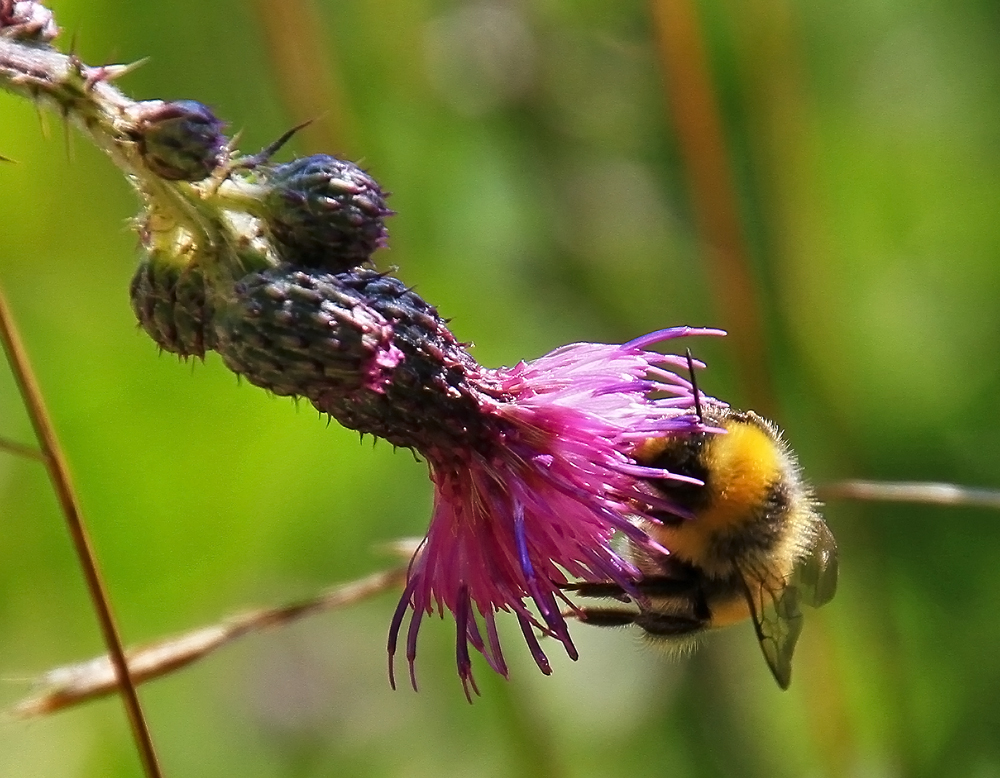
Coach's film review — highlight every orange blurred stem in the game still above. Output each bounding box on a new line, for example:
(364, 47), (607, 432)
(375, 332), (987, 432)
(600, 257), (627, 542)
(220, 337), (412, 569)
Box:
(253, 0), (355, 154)
(649, 0), (774, 412)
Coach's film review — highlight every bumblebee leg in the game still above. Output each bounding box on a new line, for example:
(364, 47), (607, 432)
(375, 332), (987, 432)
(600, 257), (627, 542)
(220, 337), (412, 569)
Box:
(632, 611), (707, 636)
(572, 607), (642, 627)
(559, 576), (700, 600)
(559, 581), (631, 599)
(572, 606), (707, 636)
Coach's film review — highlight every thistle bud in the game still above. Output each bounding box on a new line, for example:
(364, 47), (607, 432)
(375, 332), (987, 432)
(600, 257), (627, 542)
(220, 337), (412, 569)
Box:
(212, 265), (403, 400)
(261, 155), (392, 271)
(129, 249), (212, 357)
(0, 1), (59, 43)
(211, 265), (491, 449)
(131, 100), (226, 181)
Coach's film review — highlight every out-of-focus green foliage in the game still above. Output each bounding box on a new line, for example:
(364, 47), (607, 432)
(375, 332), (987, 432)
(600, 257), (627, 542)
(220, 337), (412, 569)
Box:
(1, 0), (999, 776)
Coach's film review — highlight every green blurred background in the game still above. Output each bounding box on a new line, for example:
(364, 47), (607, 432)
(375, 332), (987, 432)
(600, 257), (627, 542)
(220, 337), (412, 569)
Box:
(2, 0), (1000, 775)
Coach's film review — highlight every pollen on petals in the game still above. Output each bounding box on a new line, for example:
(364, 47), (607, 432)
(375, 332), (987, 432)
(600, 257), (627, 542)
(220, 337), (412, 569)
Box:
(388, 327), (724, 694)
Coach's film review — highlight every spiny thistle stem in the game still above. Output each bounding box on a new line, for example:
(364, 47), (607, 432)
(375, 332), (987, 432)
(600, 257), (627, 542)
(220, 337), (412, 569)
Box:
(0, 289), (164, 778)
(0, 32), (179, 207)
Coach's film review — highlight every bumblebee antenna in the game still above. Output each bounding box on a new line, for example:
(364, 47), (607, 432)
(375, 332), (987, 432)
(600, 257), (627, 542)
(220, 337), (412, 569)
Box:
(685, 348), (703, 423)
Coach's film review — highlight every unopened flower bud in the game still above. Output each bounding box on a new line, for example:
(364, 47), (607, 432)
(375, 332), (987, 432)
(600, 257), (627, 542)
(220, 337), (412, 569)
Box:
(131, 100), (226, 181)
(0, 1), (59, 43)
(262, 155), (392, 271)
(211, 265), (492, 449)
(212, 265), (397, 399)
(129, 248), (212, 357)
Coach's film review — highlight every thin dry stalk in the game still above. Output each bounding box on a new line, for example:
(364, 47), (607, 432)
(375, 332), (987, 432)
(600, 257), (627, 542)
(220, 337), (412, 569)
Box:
(820, 480), (1000, 510)
(253, 0), (356, 153)
(0, 289), (164, 778)
(11, 566), (408, 718)
(0, 434), (44, 461)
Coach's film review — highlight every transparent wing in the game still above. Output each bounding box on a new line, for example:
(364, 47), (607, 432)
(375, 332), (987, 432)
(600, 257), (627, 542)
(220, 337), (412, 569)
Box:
(739, 521), (838, 690)
(795, 521), (839, 608)
(740, 564), (802, 690)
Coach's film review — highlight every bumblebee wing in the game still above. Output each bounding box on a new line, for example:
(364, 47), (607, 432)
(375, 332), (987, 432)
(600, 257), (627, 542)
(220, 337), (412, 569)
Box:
(739, 522), (839, 689)
(740, 564), (803, 690)
(795, 520), (839, 608)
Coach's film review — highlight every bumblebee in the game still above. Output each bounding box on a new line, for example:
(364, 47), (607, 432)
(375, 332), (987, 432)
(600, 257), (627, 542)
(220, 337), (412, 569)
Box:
(564, 397), (838, 689)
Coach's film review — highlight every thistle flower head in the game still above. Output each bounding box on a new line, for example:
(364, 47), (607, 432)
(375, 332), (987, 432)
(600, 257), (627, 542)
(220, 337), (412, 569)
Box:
(388, 327), (724, 700)
(113, 118), (724, 695)
(201, 256), (723, 698)
(129, 247), (211, 358)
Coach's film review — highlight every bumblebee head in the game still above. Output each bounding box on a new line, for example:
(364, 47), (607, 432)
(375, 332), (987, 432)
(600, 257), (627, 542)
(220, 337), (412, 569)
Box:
(702, 410), (787, 521)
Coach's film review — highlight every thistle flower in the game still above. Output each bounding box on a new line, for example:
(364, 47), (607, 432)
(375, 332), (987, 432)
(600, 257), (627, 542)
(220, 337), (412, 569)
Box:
(386, 328), (723, 699)
(203, 258), (722, 698)
(124, 143), (725, 695)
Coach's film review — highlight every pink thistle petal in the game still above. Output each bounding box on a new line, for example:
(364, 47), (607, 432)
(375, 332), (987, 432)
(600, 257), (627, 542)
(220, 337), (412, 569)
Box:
(388, 328), (724, 691)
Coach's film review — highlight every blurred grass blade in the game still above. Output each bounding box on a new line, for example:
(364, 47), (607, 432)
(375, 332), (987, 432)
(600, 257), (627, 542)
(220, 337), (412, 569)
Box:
(253, 0), (355, 153)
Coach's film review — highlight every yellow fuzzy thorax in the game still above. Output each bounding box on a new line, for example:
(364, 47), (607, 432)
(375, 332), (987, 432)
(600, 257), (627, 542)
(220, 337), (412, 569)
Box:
(659, 421), (783, 565)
